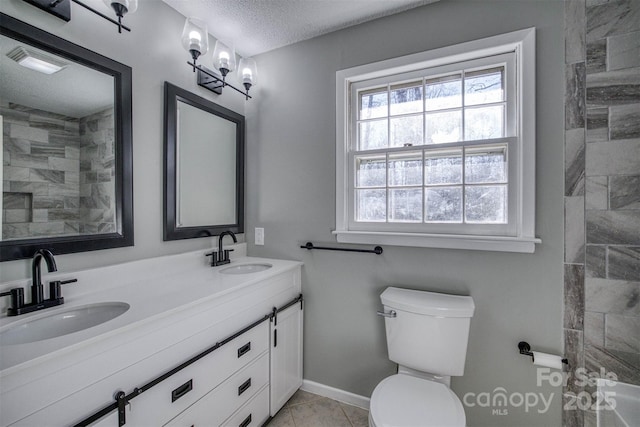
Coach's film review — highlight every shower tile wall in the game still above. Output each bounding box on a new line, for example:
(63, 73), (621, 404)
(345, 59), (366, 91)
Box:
(2, 103), (81, 239)
(564, 1), (640, 426)
(2, 103), (115, 239)
(79, 108), (116, 234)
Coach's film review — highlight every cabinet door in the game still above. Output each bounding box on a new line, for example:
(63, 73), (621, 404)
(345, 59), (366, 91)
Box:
(269, 303), (303, 415)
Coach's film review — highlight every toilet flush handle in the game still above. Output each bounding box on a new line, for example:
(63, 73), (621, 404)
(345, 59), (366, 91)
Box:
(376, 310), (396, 318)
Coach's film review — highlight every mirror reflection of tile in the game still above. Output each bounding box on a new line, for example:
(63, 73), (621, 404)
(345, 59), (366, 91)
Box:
(2, 103), (116, 240)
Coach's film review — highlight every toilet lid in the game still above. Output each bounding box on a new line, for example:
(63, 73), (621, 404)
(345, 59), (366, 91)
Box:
(370, 375), (466, 427)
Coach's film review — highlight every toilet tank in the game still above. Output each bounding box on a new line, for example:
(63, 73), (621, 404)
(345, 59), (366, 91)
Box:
(381, 287), (475, 377)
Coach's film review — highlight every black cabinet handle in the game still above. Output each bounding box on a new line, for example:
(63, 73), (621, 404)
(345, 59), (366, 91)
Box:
(171, 379), (193, 402)
(237, 342), (251, 358)
(239, 414), (252, 427)
(238, 378), (252, 396)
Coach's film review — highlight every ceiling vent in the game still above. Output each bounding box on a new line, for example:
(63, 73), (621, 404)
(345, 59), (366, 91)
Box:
(6, 46), (68, 74)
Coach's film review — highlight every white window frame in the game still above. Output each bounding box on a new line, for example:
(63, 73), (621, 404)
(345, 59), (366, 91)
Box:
(334, 28), (540, 253)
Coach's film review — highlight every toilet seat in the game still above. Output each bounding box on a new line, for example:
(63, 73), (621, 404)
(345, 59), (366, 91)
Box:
(369, 374), (466, 427)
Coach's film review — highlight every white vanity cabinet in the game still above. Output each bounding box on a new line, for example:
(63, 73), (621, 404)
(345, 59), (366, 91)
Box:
(269, 302), (304, 416)
(89, 323), (272, 427)
(0, 252), (303, 427)
(160, 300), (305, 427)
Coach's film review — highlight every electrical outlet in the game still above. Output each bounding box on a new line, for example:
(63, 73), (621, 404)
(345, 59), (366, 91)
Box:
(255, 227), (264, 246)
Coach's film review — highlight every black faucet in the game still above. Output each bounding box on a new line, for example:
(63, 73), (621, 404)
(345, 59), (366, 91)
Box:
(31, 249), (57, 304)
(0, 249), (77, 316)
(205, 230), (237, 267)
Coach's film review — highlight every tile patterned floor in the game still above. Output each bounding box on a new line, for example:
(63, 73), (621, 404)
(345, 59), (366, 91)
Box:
(267, 389), (369, 427)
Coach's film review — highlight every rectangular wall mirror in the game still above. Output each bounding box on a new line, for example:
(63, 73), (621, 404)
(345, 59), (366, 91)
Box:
(163, 82), (244, 240)
(0, 13), (133, 261)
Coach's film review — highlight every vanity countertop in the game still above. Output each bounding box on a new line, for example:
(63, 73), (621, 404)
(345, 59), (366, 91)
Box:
(0, 245), (302, 374)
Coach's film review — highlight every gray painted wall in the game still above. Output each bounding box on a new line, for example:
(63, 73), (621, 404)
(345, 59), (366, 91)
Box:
(0, 0), (245, 281)
(245, 1), (564, 426)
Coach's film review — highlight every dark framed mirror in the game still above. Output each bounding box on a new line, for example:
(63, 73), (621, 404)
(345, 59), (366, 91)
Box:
(0, 13), (133, 261)
(163, 82), (244, 241)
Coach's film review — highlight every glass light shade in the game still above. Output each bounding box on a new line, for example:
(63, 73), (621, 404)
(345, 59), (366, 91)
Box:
(181, 18), (209, 58)
(212, 41), (236, 74)
(238, 57), (258, 88)
(103, 0), (138, 14)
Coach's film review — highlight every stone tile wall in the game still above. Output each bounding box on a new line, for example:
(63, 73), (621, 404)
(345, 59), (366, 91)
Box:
(79, 108), (116, 234)
(2, 103), (81, 239)
(564, 0), (640, 426)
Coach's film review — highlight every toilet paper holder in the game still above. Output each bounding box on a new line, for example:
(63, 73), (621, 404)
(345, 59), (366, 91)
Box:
(518, 341), (568, 366)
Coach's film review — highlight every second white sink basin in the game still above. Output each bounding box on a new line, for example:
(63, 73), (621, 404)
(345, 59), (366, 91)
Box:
(220, 263), (273, 275)
(0, 302), (130, 345)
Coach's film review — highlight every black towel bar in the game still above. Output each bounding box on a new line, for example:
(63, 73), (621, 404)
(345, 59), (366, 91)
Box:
(300, 242), (383, 255)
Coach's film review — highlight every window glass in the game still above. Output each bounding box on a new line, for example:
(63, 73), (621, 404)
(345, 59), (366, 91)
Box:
(426, 187), (463, 223)
(465, 145), (507, 184)
(425, 74), (462, 111)
(390, 82), (423, 115)
(390, 115), (423, 147)
(356, 155), (386, 187)
(465, 185), (507, 223)
(359, 120), (388, 150)
(425, 149), (462, 185)
(464, 67), (504, 105)
(390, 188), (423, 222)
(464, 106), (504, 140)
(389, 152), (422, 186)
(357, 189), (386, 222)
(359, 89), (387, 119)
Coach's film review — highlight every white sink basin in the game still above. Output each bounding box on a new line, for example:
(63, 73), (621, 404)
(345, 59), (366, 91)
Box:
(220, 263), (273, 275)
(0, 302), (129, 345)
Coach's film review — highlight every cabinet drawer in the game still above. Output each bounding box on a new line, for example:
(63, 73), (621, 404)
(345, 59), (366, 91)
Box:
(221, 385), (269, 427)
(126, 322), (268, 426)
(164, 352), (269, 427)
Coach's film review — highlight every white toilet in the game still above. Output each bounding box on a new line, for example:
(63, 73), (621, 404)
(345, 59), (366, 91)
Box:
(369, 287), (475, 427)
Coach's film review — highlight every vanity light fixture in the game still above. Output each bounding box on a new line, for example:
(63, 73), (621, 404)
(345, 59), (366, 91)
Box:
(20, 0), (137, 33)
(182, 18), (258, 100)
(7, 46), (67, 74)
(102, 0), (138, 33)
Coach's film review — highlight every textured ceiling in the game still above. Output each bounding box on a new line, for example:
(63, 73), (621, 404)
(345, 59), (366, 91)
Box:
(162, 0), (438, 57)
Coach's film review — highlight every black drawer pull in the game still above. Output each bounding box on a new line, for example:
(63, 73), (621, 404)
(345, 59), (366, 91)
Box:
(239, 414), (252, 427)
(171, 379), (193, 402)
(237, 342), (251, 358)
(238, 378), (252, 396)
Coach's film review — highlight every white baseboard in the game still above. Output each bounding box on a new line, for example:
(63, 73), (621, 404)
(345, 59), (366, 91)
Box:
(301, 379), (370, 410)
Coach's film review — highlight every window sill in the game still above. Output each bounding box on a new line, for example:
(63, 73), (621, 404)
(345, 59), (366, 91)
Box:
(333, 230), (541, 253)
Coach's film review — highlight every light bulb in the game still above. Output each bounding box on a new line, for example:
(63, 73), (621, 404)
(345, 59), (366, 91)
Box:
(212, 41), (236, 75)
(218, 51), (230, 69)
(188, 31), (202, 52)
(237, 57), (258, 89)
(241, 68), (252, 84)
